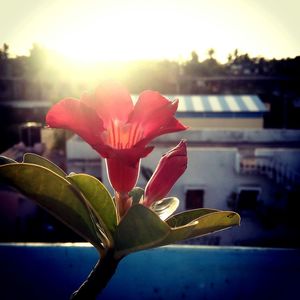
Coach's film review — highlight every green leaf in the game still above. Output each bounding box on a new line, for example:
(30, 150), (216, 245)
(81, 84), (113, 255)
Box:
(0, 156), (17, 165)
(161, 210), (241, 246)
(129, 187), (144, 205)
(166, 208), (220, 227)
(114, 204), (170, 258)
(67, 173), (117, 237)
(23, 153), (67, 178)
(151, 197), (179, 220)
(114, 205), (240, 257)
(0, 163), (102, 249)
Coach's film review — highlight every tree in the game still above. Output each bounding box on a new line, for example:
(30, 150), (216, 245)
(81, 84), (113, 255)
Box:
(191, 51), (199, 64)
(0, 43), (9, 60)
(207, 48), (215, 60)
(233, 48), (239, 60)
(227, 53), (233, 64)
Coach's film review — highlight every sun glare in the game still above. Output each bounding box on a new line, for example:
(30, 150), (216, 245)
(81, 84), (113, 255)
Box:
(31, 1), (246, 64)
(44, 9), (187, 63)
(5, 0), (299, 64)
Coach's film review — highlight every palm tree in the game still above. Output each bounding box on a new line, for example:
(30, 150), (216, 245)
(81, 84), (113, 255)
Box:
(0, 43), (9, 60)
(207, 48), (215, 60)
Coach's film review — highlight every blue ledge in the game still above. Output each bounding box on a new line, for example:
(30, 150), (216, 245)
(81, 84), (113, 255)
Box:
(0, 243), (299, 300)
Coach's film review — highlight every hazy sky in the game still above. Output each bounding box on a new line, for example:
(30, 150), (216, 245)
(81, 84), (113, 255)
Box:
(1, 0), (300, 62)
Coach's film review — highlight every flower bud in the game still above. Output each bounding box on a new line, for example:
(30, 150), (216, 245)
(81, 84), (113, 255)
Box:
(144, 140), (187, 206)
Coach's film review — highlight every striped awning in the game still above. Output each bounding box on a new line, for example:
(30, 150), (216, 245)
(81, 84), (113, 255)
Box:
(166, 95), (267, 113)
(1, 95), (266, 114)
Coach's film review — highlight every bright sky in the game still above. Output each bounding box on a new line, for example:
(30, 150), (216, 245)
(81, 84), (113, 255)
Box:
(1, 0), (300, 62)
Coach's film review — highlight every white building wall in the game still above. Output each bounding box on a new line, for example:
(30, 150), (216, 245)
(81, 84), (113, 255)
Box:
(66, 130), (300, 246)
(66, 135), (99, 160)
(139, 146), (282, 211)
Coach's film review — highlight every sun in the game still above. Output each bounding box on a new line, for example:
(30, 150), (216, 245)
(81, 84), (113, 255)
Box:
(44, 8), (188, 63)
(36, 1), (240, 63)
(38, 1), (265, 64)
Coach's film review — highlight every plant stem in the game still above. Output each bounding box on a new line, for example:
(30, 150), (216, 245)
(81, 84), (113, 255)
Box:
(70, 250), (121, 300)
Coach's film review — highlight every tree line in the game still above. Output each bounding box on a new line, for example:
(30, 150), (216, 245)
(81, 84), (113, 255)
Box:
(0, 43), (300, 95)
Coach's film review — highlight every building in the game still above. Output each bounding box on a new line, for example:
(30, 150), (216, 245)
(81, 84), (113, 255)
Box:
(1, 94), (299, 247)
(65, 129), (300, 247)
(42, 96), (300, 246)
(166, 94), (267, 129)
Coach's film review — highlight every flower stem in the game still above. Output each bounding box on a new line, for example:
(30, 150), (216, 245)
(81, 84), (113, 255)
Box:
(70, 250), (121, 300)
(115, 192), (132, 219)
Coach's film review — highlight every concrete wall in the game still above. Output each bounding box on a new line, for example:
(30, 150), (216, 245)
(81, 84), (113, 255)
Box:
(154, 128), (300, 145)
(136, 146), (296, 211)
(66, 129), (300, 246)
(1, 244), (300, 300)
(66, 135), (99, 160)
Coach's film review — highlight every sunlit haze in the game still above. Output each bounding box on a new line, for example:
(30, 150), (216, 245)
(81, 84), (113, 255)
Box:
(1, 0), (300, 63)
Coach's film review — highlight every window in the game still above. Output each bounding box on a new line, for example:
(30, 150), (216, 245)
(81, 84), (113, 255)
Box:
(186, 189), (204, 209)
(19, 123), (42, 147)
(237, 188), (261, 210)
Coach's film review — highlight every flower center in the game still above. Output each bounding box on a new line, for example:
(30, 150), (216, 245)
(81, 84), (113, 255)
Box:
(105, 120), (144, 149)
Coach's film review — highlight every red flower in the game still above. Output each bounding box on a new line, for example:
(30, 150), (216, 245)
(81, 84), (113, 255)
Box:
(143, 140), (187, 207)
(46, 83), (187, 193)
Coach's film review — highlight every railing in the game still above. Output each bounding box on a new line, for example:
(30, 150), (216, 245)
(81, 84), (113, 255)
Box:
(236, 153), (300, 190)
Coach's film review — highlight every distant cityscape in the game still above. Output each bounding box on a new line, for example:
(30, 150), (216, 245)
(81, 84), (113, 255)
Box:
(1, 44), (300, 152)
(0, 43), (299, 247)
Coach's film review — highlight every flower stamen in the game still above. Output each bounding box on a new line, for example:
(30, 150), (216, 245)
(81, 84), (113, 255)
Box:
(106, 121), (144, 149)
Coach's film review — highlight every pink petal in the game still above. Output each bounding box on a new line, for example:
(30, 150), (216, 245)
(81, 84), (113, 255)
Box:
(84, 82), (134, 128)
(130, 90), (171, 121)
(129, 91), (187, 141)
(147, 117), (188, 140)
(105, 145), (154, 163)
(46, 98), (105, 148)
(132, 90), (171, 120)
(104, 146), (154, 193)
